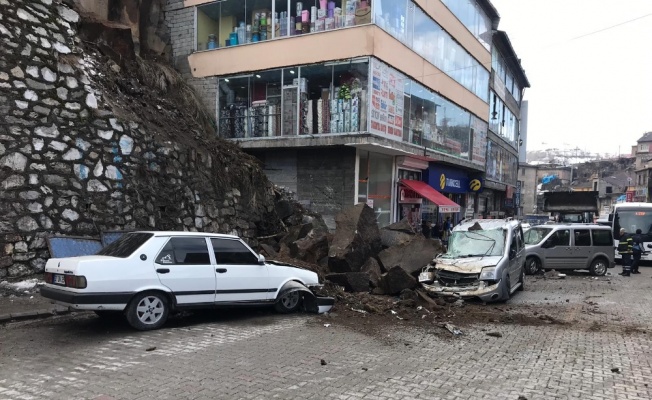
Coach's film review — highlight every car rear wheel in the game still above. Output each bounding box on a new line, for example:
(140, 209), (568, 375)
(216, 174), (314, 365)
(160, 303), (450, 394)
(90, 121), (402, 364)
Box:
(525, 257), (541, 275)
(125, 292), (169, 331)
(589, 258), (608, 276)
(275, 290), (302, 313)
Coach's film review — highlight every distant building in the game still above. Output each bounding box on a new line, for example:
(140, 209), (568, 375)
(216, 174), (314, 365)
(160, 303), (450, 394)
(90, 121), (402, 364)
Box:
(633, 132), (652, 202)
(519, 100), (528, 163)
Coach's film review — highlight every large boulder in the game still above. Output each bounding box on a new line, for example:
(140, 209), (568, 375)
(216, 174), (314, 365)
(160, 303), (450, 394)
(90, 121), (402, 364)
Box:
(378, 236), (444, 276)
(325, 272), (370, 293)
(361, 257), (383, 288)
(380, 218), (416, 248)
(380, 266), (417, 295)
(289, 233), (330, 264)
(328, 204), (382, 272)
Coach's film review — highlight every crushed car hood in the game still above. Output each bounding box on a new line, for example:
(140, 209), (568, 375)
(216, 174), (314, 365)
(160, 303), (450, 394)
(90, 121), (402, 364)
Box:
(433, 256), (504, 273)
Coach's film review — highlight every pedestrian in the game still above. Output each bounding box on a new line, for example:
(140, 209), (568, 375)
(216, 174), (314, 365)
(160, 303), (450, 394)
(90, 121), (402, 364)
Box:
(421, 219), (432, 239)
(431, 223), (442, 239)
(631, 228), (644, 274)
(617, 228), (633, 277)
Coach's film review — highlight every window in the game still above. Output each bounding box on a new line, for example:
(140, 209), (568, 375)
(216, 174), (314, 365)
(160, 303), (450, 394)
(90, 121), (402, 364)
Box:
(550, 229), (570, 246)
(592, 229), (613, 246)
(606, 186), (613, 194)
(593, 182), (598, 191)
(211, 238), (259, 264)
(156, 237), (211, 265)
(574, 229), (591, 246)
(97, 233), (153, 258)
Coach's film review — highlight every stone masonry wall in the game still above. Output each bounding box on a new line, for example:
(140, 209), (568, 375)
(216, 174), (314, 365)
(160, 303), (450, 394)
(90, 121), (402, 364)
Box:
(165, 0), (217, 114)
(0, 0), (279, 278)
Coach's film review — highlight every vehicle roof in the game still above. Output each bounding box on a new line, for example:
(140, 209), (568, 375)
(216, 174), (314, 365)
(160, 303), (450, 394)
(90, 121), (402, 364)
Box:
(132, 231), (240, 239)
(453, 218), (520, 231)
(613, 203), (652, 209)
(530, 224), (611, 230)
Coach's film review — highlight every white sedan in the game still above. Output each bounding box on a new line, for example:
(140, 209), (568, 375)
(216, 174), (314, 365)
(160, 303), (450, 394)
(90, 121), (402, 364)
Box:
(41, 231), (334, 330)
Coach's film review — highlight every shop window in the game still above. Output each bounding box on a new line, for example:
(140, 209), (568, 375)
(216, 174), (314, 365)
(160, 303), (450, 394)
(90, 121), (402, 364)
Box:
(375, 0), (409, 44)
(218, 76), (251, 138)
(250, 69), (282, 137)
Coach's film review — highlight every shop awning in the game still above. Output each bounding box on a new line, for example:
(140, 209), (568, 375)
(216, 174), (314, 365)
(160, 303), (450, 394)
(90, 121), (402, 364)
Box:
(400, 180), (461, 213)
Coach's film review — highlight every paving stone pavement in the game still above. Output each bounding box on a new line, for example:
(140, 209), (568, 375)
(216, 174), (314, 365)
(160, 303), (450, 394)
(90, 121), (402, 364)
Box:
(1, 268), (651, 400)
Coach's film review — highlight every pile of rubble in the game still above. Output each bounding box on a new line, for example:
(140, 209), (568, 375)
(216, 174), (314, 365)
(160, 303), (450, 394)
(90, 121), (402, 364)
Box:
(258, 202), (445, 296)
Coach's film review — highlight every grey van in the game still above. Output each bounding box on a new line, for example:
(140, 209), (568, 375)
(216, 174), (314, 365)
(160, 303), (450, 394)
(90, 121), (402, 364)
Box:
(523, 224), (615, 276)
(419, 218), (525, 302)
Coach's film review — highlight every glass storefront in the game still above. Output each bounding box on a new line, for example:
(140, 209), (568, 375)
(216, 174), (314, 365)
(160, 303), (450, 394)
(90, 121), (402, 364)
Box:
(486, 140), (518, 186)
(376, 1), (489, 101)
(196, 0), (373, 50)
(218, 57), (486, 165)
(440, 0), (492, 51)
(197, 0), (489, 102)
(218, 58), (369, 138)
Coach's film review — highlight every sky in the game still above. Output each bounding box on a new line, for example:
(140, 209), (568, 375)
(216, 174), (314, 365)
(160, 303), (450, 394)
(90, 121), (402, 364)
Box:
(489, 0), (652, 157)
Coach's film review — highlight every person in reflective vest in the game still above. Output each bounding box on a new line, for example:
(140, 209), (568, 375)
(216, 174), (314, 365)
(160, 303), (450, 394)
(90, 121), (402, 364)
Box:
(617, 228), (632, 277)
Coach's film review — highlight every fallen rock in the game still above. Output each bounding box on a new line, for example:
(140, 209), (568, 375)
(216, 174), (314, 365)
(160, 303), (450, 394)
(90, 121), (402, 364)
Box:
(399, 288), (418, 302)
(279, 223), (314, 245)
(328, 204), (382, 272)
(275, 199), (294, 220)
(289, 233), (329, 264)
(360, 257), (382, 288)
(380, 266), (417, 295)
(380, 218), (416, 248)
(610, 367), (620, 373)
(378, 236), (444, 276)
(145, 346), (156, 351)
(259, 243), (278, 258)
(543, 269), (566, 279)
(320, 359), (327, 366)
(486, 332), (503, 338)
(325, 272), (370, 293)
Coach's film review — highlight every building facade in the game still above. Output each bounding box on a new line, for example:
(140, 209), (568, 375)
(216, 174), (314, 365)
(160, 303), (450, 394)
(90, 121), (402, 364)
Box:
(166, 0), (527, 229)
(633, 132), (652, 202)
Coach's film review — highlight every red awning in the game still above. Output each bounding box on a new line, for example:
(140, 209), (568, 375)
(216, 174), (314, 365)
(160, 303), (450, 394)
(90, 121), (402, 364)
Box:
(400, 180), (461, 213)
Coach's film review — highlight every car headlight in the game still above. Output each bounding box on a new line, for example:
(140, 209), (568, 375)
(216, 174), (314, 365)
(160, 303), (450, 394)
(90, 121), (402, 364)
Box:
(479, 267), (498, 281)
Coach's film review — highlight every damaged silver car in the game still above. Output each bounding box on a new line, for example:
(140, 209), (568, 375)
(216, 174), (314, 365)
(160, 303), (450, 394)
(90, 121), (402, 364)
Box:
(419, 218), (526, 302)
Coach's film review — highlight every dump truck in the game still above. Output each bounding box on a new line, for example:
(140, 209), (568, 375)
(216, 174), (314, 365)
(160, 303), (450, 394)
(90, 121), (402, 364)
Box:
(542, 191), (599, 223)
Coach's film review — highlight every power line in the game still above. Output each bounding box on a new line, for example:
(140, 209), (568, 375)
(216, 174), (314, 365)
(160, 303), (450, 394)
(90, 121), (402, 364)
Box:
(569, 13), (652, 41)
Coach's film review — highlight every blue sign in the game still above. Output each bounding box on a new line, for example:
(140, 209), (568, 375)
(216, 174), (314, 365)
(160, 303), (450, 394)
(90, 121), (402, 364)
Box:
(424, 165), (483, 194)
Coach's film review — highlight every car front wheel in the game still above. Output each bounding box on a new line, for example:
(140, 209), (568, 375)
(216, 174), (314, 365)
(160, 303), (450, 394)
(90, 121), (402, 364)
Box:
(125, 292), (169, 331)
(275, 290), (302, 313)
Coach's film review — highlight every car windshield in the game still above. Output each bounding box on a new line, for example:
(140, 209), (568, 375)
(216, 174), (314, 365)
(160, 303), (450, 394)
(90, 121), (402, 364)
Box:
(524, 227), (553, 245)
(96, 232), (154, 258)
(442, 228), (505, 258)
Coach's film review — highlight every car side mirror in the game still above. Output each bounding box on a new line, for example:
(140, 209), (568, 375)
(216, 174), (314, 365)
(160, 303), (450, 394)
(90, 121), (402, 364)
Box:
(258, 254), (266, 265)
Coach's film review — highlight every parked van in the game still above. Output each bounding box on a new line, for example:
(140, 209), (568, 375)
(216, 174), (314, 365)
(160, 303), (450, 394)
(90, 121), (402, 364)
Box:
(419, 218), (525, 302)
(523, 224), (614, 276)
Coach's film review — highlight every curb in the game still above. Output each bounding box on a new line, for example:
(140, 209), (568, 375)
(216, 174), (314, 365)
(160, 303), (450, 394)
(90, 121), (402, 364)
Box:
(0, 306), (70, 324)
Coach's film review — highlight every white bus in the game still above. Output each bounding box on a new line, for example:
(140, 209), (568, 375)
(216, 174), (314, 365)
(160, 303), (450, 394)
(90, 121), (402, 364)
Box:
(609, 202), (652, 261)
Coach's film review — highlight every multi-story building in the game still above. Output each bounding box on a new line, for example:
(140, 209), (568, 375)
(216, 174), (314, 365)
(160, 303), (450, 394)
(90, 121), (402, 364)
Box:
(166, 0), (527, 229)
(483, 30), (529, 218)
(633, 132), (652, 202)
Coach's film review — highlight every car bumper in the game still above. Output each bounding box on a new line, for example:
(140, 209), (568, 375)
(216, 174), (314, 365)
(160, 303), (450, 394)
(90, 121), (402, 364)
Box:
(421, 280), (502, 302)
(40, 286), (130, 311)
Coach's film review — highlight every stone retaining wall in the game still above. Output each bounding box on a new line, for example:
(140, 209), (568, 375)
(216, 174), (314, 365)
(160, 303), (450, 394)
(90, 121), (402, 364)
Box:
(0, 0), (279, 278)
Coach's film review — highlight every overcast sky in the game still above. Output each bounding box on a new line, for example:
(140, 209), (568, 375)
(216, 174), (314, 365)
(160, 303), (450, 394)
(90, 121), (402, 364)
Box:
(489, 0), (652, 157)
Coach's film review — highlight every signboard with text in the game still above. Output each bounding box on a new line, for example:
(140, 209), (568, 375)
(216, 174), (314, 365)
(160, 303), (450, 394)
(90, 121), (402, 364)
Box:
(369, 59), (404, 141)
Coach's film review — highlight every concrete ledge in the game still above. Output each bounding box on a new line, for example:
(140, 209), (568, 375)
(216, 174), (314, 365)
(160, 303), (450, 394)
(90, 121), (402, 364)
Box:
(0, 306), (70, 324)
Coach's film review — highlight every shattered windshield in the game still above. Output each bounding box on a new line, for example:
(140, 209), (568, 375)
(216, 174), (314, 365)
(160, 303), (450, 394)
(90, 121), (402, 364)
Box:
(524, 227), (553, 245)
(442, 228), (505, 258)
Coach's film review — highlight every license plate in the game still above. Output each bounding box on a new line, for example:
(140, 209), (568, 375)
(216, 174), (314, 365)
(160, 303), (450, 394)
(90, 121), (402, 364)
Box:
(53, 274), (65, 285)
(419, 272), (435, 283)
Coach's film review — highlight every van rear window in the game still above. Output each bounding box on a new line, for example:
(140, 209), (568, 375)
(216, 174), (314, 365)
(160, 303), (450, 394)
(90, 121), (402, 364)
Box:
(592, 230), (613, 246)
(96, 233), (154, 258)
